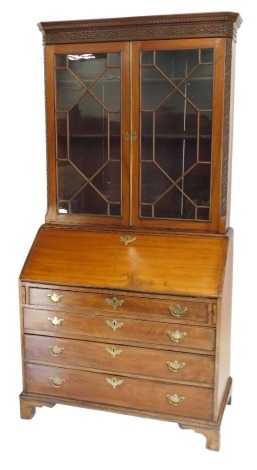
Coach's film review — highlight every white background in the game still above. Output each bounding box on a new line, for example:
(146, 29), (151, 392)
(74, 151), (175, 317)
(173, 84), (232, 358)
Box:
(0, 1), (255, 468)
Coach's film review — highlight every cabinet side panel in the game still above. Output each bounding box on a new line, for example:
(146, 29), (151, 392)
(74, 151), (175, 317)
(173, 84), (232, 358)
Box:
(214, 230), (233, 420)
(19, 282), (26, 391)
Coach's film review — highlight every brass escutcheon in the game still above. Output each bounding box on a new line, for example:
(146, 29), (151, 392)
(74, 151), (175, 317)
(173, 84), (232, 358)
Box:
(105, 346), (123, 358)
(106, 297), (124, 309)
(120, 235), (136, 246)
(106, 319), (124, 331)
(169, 304), (187, 317)
(106, 377), (123, 389)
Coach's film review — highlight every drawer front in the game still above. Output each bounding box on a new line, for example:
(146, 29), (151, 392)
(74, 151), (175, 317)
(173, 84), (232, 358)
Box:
(24, 363), (213, 420)
(23, 308), (215, 352)
(28, 287), (210, 324)
(24, 334), (214, 385)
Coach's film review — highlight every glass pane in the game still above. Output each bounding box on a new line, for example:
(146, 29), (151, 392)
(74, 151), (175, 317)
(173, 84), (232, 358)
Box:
(141, 51), (154, 65)
(110, 203), (121, 216)
(56, 69), (85, 111)
(70, 185), (107, 215)
(58, 161), (85, 200)
(201, 48), (214, 63)
(155, 93), (198, 135)
(141, 162), (171, 203)
(139, 48), (214, 222)
(141, 112), (153, 161)
(154, 186), (196, 219)
(55, 51), (122, 217)
(110, 114), (121, 160)
(141, 67), (174, 110)
(183, 164), (211, 206)
(55, 55), (67, 67)
(155, 50), (199, 85)
(56, 113), (67, 158)
(91, 68), (120, 111)
(108, 52), (120, 67)
(68, 53), (107, 87)
(92, 161), (121, 202)
(181, 68), (213, 110)
(69, 134), (108, 178)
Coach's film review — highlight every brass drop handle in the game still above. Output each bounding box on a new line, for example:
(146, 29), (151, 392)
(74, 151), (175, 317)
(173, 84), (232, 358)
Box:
(167, 394), (185, 406)
(47, 293), (63, 303)
(168, 330), (187, 343)
(167, 360), (185, 372)
(49, 376), (65, 388)
(169, 304), (187, 317)
(106, 377), (123, 389)
(106, 297), (124, 310)
(106, 319), (124, 331)
(49, 345), (64, 356)
(48, 316), (64, 327)
(105, 346), (123, 358)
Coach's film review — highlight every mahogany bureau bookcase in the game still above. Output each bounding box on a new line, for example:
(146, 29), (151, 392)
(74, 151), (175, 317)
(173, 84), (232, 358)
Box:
(19, 12), (242, 451)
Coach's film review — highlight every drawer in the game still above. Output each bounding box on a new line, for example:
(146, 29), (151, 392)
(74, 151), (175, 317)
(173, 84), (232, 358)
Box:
(24, 363), (213, 421)
(24, 334), (214, 385)
(28, 286), (211, 324)
(23, 308), (215, 352)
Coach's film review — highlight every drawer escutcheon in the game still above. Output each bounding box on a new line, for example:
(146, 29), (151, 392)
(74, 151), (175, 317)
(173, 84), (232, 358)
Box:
(106, 377), (123, 389)
(106, 297), (124, 309)
(106, 319), (124, 331)
(120, 235), (136, 245)
(105, 346), (123, 358)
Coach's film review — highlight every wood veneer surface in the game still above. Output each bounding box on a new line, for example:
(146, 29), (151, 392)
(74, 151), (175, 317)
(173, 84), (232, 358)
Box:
(20, 226), (227, 297)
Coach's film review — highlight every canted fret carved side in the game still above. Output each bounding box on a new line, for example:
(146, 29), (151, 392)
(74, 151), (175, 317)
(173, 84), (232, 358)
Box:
(221, 39), (233, 218)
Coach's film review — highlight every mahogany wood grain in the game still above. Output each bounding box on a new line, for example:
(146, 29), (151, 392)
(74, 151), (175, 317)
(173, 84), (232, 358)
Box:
(23, 307), (215, 352)
(28, 286), (211, 324)
(24, 334), (215, 385)
(20, 225), (228, 297)
(24, 363), (213, 420)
